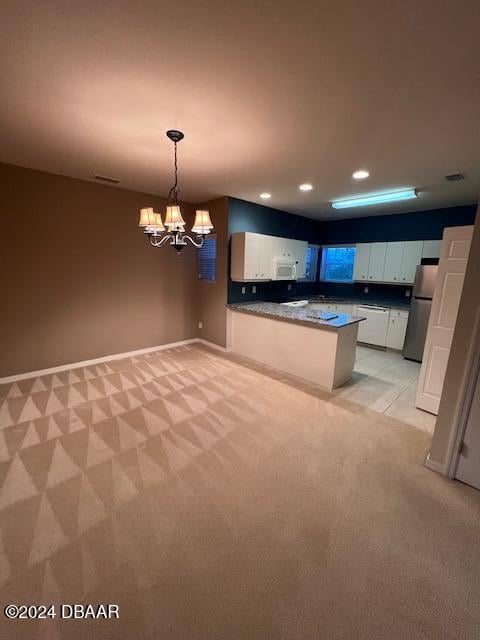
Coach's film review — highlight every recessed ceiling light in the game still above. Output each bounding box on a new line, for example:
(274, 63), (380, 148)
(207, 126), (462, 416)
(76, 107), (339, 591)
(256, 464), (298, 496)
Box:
(352, 169), (369, 180)
(299, 183), (313, 191)
(260, 193), (271, 199)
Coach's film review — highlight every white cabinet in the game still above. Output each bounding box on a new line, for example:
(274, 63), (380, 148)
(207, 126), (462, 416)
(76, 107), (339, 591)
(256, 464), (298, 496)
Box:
(289, 239), (308, 279)
(231, 232), (271, 281)
(386, 310), (409, 350)
(383, 242), (404, 283)
(367, 243), (387, 282)
(353, 244), (371, 281)
(422, 239), (442, 259)
(231, 232), (307, 282)
(399, 241), (423, 284)
(354, 240), (425, 285)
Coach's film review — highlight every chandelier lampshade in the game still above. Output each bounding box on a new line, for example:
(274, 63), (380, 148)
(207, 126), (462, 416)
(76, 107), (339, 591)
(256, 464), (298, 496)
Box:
(138, 130), (213, 252)
(138, 207), (155, 227)
(192, 210), (214, 235)
(164, 205), (186, 230)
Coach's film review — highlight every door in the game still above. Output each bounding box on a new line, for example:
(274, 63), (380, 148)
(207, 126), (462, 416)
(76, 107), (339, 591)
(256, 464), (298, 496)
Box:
(368, 243), (387, 281)
(353, 243), (371, 281)
(400, 241), (423, 283)
(455, 363), (480, 490)
(383, 242), (404, 283)
(416, 226), (473, 414)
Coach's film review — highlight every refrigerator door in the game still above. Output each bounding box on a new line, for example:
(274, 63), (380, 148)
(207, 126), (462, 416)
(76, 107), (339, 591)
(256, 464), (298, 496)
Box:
(412, 265), (438, 298)
(402, 298), (432, 362)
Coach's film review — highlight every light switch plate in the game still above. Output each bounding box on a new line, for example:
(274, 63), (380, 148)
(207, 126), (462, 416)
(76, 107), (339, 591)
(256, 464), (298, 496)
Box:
(364, 286), (369, 293)
(287, 284), (292, 291)
(405, 289), (411, 297)
(198, 322), (203, 329)
(241, 286), (246, 294)
(252, 285), (256, 293)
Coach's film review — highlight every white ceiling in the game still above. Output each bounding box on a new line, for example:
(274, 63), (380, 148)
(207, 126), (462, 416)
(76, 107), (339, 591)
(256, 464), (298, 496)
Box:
(0, 0), (479, 220)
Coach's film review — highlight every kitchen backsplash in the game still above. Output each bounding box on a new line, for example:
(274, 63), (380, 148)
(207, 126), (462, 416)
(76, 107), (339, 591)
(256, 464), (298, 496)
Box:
(228, 279), (413, 304)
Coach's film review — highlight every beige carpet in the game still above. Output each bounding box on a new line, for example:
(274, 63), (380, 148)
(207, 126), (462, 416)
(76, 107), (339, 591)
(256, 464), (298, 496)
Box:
(1, 344), (480, 639)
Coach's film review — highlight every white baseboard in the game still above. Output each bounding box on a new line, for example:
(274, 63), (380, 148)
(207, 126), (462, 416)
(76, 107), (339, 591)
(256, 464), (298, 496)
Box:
(424, 452), (447, 476)
(197, 339), (231, 353)
(0, 339), (199, 384)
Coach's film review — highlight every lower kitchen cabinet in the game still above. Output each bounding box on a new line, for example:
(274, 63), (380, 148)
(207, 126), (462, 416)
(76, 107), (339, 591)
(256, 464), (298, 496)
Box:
(386, 310), (409, 350)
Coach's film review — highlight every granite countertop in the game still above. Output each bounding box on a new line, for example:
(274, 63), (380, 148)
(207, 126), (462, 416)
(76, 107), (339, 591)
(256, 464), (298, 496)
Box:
(228, 302), (366, 329)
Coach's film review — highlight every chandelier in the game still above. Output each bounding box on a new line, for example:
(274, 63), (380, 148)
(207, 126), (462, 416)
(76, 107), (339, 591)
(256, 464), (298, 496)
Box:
(138, 130), (213, 252)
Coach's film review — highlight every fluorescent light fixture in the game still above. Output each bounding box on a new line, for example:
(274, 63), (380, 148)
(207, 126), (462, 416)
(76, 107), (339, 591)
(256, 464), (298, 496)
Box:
(331, 188), (417, 209)
(352, 169), (369, 180)
(299, 183), (313, 191)
(260, 192), (271, 199)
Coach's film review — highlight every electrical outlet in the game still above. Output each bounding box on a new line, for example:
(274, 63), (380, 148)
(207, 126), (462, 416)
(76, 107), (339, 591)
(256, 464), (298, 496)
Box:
(241, 286), (246, 294)
(252, 285), (256, 293)
(287, 284), (292, 291)
(198, 322), (203, 329)
(405, 289), (411, 297)
(364, 286), (369, 293)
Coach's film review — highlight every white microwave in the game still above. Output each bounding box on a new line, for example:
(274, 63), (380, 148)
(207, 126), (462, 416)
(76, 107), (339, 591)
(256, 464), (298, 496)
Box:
(271, 257), (298, 280)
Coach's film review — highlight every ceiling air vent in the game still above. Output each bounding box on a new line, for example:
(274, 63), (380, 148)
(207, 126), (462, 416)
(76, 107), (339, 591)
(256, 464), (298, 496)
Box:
(445, 173), (465, 181)
(94, 174), (120, 184)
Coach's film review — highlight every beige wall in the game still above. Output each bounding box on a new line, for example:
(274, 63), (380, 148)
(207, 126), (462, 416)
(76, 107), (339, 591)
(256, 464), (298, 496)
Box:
(429, 203), (480, 470)
(197, 197), (229, 347)
(0, 162), (200, 377)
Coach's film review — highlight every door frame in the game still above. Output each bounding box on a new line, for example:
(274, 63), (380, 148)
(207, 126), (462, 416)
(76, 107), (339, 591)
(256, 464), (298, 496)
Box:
(447, 309), (480, 479)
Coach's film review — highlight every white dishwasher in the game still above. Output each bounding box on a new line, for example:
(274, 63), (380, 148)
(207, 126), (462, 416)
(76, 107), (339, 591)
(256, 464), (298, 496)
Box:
(356, 305), (390, 347)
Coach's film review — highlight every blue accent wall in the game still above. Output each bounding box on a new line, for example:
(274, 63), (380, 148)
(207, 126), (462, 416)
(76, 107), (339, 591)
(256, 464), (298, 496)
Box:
(320, 205), (476, 244)
(227, 198), (477, 304)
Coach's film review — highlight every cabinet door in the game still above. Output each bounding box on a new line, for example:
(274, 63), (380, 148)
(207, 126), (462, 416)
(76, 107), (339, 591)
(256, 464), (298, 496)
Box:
(386, 316), (408, 350)
(258, 235), (274, 280)
(422, 240), (442, 259)
(400, 241), (423, 283)
(243, 233), (263, 280)
(291, 240), (308, 279)
(353, 244), (371, 281)
(368, 243), (387, 281)
(383, 242), (404, 283)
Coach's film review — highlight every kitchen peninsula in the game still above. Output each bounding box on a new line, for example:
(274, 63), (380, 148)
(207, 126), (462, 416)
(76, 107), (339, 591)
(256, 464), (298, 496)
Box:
(227, 302), (365, 390)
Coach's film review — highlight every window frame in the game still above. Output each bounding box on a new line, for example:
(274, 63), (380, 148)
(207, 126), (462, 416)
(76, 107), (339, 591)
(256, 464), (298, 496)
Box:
(197, 233), (217, 283)
(319, 244), (356, 283)
(300, 244), (320, 282)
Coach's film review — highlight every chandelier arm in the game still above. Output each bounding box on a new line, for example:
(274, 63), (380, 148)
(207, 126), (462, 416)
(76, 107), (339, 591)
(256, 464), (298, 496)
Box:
(149, 233), (173, 248)
(183, 234), (205, 248)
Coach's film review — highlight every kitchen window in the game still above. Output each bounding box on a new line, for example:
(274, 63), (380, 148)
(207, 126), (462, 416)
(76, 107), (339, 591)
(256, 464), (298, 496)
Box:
(320, 245), (356, 282)
(301, 244), (320, 281)
(198, 235), (217, 282)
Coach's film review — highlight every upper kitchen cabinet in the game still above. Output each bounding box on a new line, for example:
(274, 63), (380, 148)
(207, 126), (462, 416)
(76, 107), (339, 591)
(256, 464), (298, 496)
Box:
(367, 243), (387, 281)
(231, 232), (271, 281)
(399, 241), (423, 283)
(353, 243), (371, 281)
(383, 242), (404, 283)
(231, 232), (307, 282)
(354, 240), (426, 285)
(422, 239), (442, 259)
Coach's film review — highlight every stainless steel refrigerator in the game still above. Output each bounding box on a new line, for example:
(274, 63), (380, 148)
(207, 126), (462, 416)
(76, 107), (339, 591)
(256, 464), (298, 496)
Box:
(403, 265), (438, 362)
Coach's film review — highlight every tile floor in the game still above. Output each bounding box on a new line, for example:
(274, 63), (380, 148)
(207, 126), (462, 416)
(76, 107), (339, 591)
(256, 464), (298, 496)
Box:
(335, 346), (436, 433)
